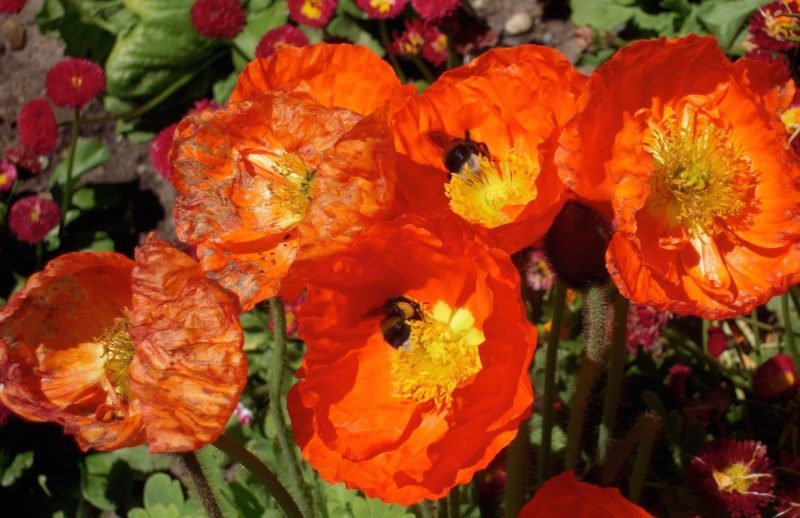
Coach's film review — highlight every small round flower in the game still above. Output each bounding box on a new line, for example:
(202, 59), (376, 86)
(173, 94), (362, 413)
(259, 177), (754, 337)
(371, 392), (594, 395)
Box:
(255, 25), (310, 59)
(46, 58), (105, 109)
(777, 487), (800, 518)
(525, 249), (554, 292)
(666, 363), (691, 400)
(9, 195), (60, 245)
(411, 0), (459, 21)
(707, 326), (728, 358)
(288, 0), (338, 28)
(747, 1), (800, 52)
(422, 25), (448, 66)
(355, 0), (407, 19)
(626, 304), (669, 353)
(4, 145), (47, 174)
(233, 402), (254, 426)
(390, 18), (426, 57)
(0, 161), (18, 191)
(753, 354), (798, 399)
(689, 438), (775, 518)
(0, 0), (25, 13)
(17, 98), (58, 155)
(150, 123), (178, 181)
(190, 0), (245, 38)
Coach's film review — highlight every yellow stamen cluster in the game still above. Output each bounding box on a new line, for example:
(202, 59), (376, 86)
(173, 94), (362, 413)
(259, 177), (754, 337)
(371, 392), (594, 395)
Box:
(301, 0), (323, 19)
(391, 300), (484, 409)
(246, 150), (316, 231)
(445, 151), (539, 228)
(763, 6), (800, 41)
(397, 33), (425, 56)
(98, 313), (135, 399)
(712, 462), (767, 494)
(369, 0), (393, 13)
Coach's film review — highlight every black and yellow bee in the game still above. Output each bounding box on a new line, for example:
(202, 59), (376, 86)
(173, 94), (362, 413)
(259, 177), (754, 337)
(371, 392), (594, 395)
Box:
(379, 296), (424, 348)
(428, 130), (491, 176)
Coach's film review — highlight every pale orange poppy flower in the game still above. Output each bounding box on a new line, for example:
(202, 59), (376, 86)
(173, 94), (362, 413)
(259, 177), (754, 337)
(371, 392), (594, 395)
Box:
(558, 35), (800, 318)
(0, 241), (245, 452)
(391, 45), (587, 252)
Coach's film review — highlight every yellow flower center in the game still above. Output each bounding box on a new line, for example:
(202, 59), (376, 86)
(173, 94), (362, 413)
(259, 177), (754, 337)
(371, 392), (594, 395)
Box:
(782, 106), (800, 145)
(244, 150), (316, 231)
(369, 0), (392, 13)
(391, 300), (484, 409)
(399, 33), (425, 55)
(433, 33), (448, 52)
(98, 313), (135, 400)
(30, 205), (41, 223)
(301, 0), (323, 19)
(445, 150), (539, 228)
(70, 75), (83, 89)
(770, 371), (796, 393)
(712, 462), (766, 494)
(764, 8), (800, 40)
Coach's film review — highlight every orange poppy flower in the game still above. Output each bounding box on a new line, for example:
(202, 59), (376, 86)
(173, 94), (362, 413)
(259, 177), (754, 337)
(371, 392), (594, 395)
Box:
(287, 215), (536, 504)
(558, 35), (800, 319)
(0, 240), (245, 452)
(390, 45), (587, 253)
(519, 471), (653, 518)
(173, 45), (410, 310)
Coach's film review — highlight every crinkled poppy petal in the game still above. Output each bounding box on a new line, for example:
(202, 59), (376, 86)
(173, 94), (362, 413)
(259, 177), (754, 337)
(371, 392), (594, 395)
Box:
(128, 240), (245, 453)
(0, 252), (145, 450)
(231, 44), (415, 116)
(289, 215), (535, 504)
(519, 471), (654, 517)
(391, 45), (585, 252)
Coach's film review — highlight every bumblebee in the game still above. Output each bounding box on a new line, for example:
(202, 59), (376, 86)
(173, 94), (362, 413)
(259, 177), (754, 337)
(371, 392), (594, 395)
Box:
(379, 296), (423, 348)
(428, 130), (491, 176)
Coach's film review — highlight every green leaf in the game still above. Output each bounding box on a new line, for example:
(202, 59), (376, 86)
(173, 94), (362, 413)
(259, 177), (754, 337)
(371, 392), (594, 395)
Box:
(641, 390), (667, 417)
(213, 71), (239, 105)
(105, 0), (222, 100)
(1, 451), (34, 487)
(697, 0), (765, 49)
(50, 138), (110, 188)
(143, 473), (185, 511)
(326, 15), (384, 56)
(570, 0), (636, 32)
(232, 2), (289, 60)
(632, 10), (679, 35)
(36, 0), (118, 61)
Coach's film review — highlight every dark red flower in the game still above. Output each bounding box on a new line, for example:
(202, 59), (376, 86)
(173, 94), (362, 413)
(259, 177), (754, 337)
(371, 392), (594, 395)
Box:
(150, 123), (178, 181)
(422, 25), (448, 66)
(666, 363), (691, 400)
(411, 0), (459, 21)
(753, 354), (798, 399)
(0, 0), (25, 13)
(287, 0), (337, 28)
(255, 25), (309, 59)
(777, 487), (800, 518)
(190, 0), (246, 39)
(626, 304), (669, 353)
(17, 98), (58, 155)
(747, 1), (800, 52)
(46, 58), (105, 109)
(707, 326), (728, 358)
(355, 0), (407, 19)
(689, 438), (775, 518)
(0, 161), (18, 191)
(390, 18), (427, 57)
(4, 145), (46, 174)
(9, 195), (60, 244)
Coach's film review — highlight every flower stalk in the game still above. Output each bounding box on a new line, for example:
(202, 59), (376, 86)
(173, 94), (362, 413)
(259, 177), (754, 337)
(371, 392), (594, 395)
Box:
(180, 451), (226, 518)
(59, 107), (81, 236)
(503, 419), (530, 517)
(597, 292), (630, 464)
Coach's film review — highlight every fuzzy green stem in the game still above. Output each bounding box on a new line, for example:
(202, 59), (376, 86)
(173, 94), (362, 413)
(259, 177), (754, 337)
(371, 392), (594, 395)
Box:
(193, 448), (238, 518)
(596, 293), (630, 464)
(212, 434), (302, 518)
(379, 19), (407, 83)
(583, 285), (610, 363)
(782, 294), (800, 367)
(600, 413), (651, 484)
(503, 420), (530, 517)
(628, 413), (661, 503)
(448, 486), (460, 518)
(537, 282), (567, 484)
(268, 297), (314, 517)
(564, 357), (602, 471)
(59, 107), (81, 236)
(180, 452), (225, 518)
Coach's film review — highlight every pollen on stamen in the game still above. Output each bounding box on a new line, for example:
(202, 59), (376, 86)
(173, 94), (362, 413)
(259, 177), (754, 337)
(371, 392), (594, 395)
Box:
(244, 150), (316, 231)
(98, 312), (136, 400)
(445, 150), (539, 228)
(390, 300), (484, 409)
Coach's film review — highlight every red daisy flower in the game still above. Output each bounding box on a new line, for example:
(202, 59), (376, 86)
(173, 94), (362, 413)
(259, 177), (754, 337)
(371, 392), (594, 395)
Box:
(411, 0), (459, 21)
(190, 0), (245, 39)
(777, 487), (800, 518)
(422, 25), (448, 66)
(747, 1), (800, 52)
(9, 195), (60, 245)
(753, 354), (799, 399)
(0, 0), (25, 13)
(255, 25), (309, 59)
(46, 58), (105, 109)
(666, 363), (691, 400)
(287, 0), (338, 28)
(689, 439), (775, 518)
(17, 99), (58, 155)
(150, 123), (178, 181)
(4, 145), (46, 174)
(707, 326), (728, 358)
(355, 0), (407, 19)
(390, 18), (427, 57)
(0, 161), (18, 191)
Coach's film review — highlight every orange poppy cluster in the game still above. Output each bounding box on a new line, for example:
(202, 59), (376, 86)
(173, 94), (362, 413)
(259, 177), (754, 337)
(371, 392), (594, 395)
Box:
(1, 33), (799, 506)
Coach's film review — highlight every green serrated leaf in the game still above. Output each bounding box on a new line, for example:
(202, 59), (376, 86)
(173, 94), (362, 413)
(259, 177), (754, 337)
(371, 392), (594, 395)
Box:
(1, 451), (34, 487)
(50, 138), (110, 188)
(570, 0), (636, 32)
(143, 473), (185, 511)
(697, 0), (765, 49)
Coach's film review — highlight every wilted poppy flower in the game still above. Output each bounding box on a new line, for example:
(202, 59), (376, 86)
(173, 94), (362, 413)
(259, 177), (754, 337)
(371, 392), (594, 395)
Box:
(9, 195), (59, 244)
(17, 98), (58, 155)
(355, 0), (406, 19)
(190, 0), (245, 39)
(0, 241), (245, 452)
(558, 35), (800, 319)
(689, 438), (775, 517)
(0, 161), (17, 191)
(747, 1), (800, 52)
(392, 45), (586, 253)
(46, 58), (105, 109)
(411, 0), (459, 21)
(255, 25), (309, 59)
(519, 471), (654, 517)
(287, 0), (337, 28)
(0, 0), (25, 13)
(288, 216), (536, 504)
(753, 353), (798, 399)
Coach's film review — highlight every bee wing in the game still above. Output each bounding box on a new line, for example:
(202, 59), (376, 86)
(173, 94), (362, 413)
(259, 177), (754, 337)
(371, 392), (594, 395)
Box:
(427, 130), (457, 151)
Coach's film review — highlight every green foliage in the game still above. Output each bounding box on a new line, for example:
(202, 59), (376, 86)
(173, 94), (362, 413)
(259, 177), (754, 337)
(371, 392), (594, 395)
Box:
(128, 473), (203, 518)
(1, 451), (34, 487)
(36, 0), (121, 62)
(49, 138), (110, 188)
(232, 2), (289, 60)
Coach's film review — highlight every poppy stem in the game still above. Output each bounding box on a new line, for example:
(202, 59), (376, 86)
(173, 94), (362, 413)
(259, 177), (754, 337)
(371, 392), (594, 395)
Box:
(268, 297), (315, 517)
(447, 486), (460, 518)
(781, 294), (800, 367)
(627, 412), (661, 503)
(503, 419), (530, 517)
(59, 107), (81, 237)
(180, 451), (226, 518)
(378, 19), (408, 83)
(600, 412), (650, 485)
(212, 434), (303, 518)
(192, 447), (239, 518)
(596, 292), (630, 464)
